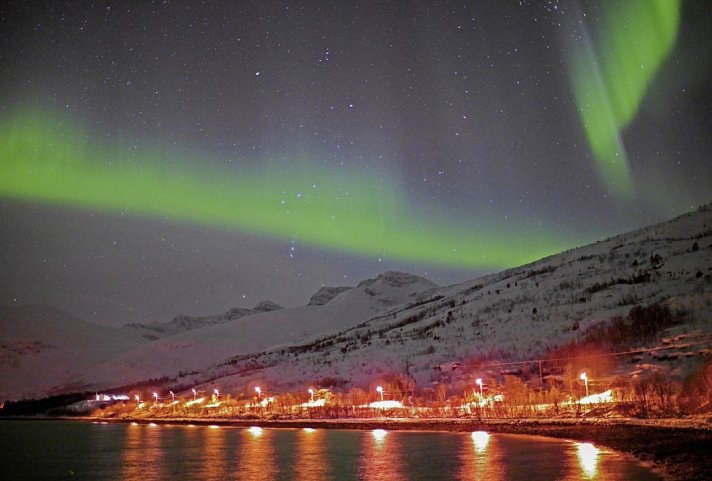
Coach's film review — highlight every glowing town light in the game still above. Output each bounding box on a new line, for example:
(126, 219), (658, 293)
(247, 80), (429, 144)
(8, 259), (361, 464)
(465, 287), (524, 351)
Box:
(372, 429), (387, 441)
(248, 426), (263, 436)
(580, 372), (589, 397)
(153, 392), (159, 403)
(308, 387), (315, 402)
(255, 386), (261, 399)
(214, 388), (219, 399)
(209, 425), (220, 429)
(192, 388), (197, 400)
(303, 427), (316, 433)
(471, 431), (490, 453)
(134, 394), (140, 403)
(475, 378), (483, 398)
(376, 386), (384, 401)
(169, 390), (175, 402)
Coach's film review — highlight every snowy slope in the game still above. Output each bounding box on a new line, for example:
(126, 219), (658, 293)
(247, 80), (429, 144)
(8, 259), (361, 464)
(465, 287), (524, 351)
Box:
(0, 305), (147, 401)
(69, 272), (437, 391)
(5, 205), (712, 401)
(172, 204), (712, 396)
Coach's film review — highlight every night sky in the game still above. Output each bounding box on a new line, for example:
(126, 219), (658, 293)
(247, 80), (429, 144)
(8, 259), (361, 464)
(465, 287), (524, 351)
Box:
(1, 1), (710, 325)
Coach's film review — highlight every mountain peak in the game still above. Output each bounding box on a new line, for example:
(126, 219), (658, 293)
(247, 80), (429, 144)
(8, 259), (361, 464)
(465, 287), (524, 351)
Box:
(358, 271), (436, 289)
(308, 286), (353, 306)
(253, 300), (283, 312)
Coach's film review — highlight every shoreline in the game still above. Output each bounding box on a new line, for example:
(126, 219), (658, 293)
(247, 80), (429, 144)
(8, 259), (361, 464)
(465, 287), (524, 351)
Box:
(43, 415), (711, 481)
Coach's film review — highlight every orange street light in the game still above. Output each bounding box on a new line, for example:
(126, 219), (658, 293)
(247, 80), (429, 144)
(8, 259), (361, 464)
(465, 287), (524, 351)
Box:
(580, 372), (589, 397)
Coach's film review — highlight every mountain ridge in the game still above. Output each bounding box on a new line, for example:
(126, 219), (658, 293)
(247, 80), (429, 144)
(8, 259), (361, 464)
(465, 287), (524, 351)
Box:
(1, 204), (711, 401)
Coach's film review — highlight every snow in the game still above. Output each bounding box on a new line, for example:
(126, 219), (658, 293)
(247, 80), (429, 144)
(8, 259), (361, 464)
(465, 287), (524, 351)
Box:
(60, 271), (437, 393)
(175, 204), (712, 396)
(2, 206), (711, 402)
(0, 305), (147, 400)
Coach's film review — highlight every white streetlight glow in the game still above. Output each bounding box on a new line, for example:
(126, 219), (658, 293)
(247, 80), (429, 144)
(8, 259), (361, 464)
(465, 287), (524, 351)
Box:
(170, 391), (175, 402)
(376, 385), (384, 401)
(214, 388), (219, 399)
(255, 386), (261, 399)
(475, 378), (483, 398)
(153, 392), (158, 403)
(308, 388), (315, 402)
(580, 372), (589, 397)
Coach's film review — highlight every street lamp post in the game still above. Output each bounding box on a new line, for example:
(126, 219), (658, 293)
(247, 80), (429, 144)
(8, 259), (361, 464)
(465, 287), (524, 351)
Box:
(170, 391), (175, 402)
(580, 372), (589, 397)
(376, 386), (384, 401)
(308, 388), (315, 403)
(192, 388), (197, 400)
(255, 386), (261, 399)
(214, 389), (219, 401)
(153, 392), (159, 403)
(475, 378), (483, 399)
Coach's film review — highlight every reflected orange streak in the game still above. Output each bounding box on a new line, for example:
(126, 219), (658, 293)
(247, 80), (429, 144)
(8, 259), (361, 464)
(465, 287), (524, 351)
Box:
(458, 431), (503, 481)
(577, 442), (600, 479)
(234, 428), (277, 481)
(562, 441), (619, 481)
(202, 425), (227, 481)
(294, 428), (329, 481)
(121, 423), (165, 481)
(360, 430), (405, 481)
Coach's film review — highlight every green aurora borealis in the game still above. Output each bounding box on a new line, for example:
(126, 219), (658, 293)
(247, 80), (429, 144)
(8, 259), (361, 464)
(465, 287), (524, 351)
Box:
(0, 110), (579, 269)
(1, 0), (709, 323)
(570, 0), (681, 197)
(0, 2), (691, 271)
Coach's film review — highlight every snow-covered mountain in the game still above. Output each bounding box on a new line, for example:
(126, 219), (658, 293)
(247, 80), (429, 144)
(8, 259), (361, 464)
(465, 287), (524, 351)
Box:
(165, 204), (712, 397)
(2, 205), (711, 402)
(308, 286), (353, 306)
(0, 305), (147, 401)
(121, 300), (284, 340)
(66, 271), (437, 393)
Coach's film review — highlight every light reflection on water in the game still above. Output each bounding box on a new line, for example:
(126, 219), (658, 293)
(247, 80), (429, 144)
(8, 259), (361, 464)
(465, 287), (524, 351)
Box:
(577, 442), (601, 479)
(0, 421), (663, 481)
(562, 440), (625, 481)
(459, 431), (504, 481)
(235, 426), (277, 481)
(201, 425), (226, 481)
(294, 428), (328, 481)
(360, 428), (406, 481)
(121, 421), (165, 481)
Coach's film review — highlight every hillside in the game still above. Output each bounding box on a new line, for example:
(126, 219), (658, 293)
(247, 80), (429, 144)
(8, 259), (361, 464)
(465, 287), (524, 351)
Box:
(2, 205), (711, 403)
(165, 204), (712, 397)
(0, 305), (147, 401)
(64, 271), (437, 392)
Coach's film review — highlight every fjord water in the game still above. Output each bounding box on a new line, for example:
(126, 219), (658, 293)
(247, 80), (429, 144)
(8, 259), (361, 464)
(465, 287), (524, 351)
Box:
(0, 421), (660, 480)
